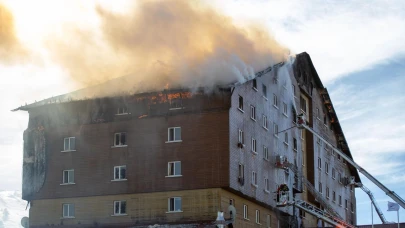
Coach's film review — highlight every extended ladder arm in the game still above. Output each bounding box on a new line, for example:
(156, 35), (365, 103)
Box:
(292, 199), (355, 228)
(297, 116), (405, 209)
(357, 183), (389, 224)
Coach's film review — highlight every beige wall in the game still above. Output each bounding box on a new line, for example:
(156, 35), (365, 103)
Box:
(30, 188), (283, 227)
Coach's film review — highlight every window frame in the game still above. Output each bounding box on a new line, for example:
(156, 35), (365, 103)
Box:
(63, 137), (76, 152)
(243, 204), (248, 219)
(238, 95), (244, 111)
(264, 178), (270, 193)
(238, 129), (244, 144)
(318, 182), (323, 194)
(262, 84), (267, 98)
(116, 106), (128, 115)
(252, 171), (258, 187)
(251, 138), (257, 153)
(326, 186), (330, 199)
(332, 191), (336, 202)
(250, 105), (256, 121)
(325, 162), (329, 174)
(273, 94), (278, 108)
(263, 115), (268, 129)
(255, 209), (260, 224)
(263, 146), (269, 161)
(318, 157), (322, 170)
(113, 132), (127, 147)
(273, 123), (279, 138)
(283, 102), (288, 117)
(168, 197), (182, 213)
(332, 168), (336, 179)
(113, 200), (127, 216)
(62, 169), (75, 185)
(167, 161), (182, 177)
(167, 127), (182, 143)
(113, 165), (127, 181)
(283, 132), (289, 145)
(62, 203), (75, 218)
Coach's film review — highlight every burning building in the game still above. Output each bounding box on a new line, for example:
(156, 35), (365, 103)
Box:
(14, 52), (360, 227)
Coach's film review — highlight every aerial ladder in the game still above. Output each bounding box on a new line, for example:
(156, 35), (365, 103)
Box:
(356, 183), (390, 224)
(296, 114), (405, 210)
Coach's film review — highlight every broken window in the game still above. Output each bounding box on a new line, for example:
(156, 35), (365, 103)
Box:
(252, 79), (257, 90)
(170, 98), (182, 109)
(114, 133), (127, 146)
(117, 106), (128, 115)
(168, 127), (181, 142)
(114, 166), (126, 180)
(63, 137), (76, 151)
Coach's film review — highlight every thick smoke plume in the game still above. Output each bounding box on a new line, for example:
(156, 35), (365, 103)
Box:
(48, 0), (288, 97)
(0, 3), (28, 65)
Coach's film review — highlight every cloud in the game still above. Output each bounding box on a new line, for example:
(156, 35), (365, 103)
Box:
(209, 0), (405, 82)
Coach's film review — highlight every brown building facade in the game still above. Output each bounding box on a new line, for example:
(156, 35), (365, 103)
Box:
(17, 52), (359, 227)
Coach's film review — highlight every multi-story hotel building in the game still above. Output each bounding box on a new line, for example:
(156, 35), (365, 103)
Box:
(16, 52), (360, 227)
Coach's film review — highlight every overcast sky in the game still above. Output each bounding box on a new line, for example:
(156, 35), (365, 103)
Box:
(0, 0), (404, 225)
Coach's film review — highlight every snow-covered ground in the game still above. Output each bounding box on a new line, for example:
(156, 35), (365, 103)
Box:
(0, 191), (29, 228)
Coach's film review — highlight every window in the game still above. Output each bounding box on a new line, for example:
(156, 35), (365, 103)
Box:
(114, 132), (127, 146)
(299, 209), (306, 218)
(238, 129), (244, 144)
(168, 127), (181, 142)
(251, 138), (257, 153)
(292, 110), (297, 123)
(300, 129), (304, 140)
(332, 191), (336, 202)
(114, 166), (127, 180)
(273, 124), (279, 137)
(114, 201), (127, 215)
(332, 150), (335, 156)
(325, 162), (329, 174)
(238, 164), (244, 184)
(292, 85), (296, 97)
(273, 94), (278, 107)
(301, 153), (305, 166)
(62, 170), (74, 184)
(293, 138), (297, 151)
(252, 171), (258, 186)
(316, 108), (320, 119)
(345, 199), (348, 210)
(168, 197), (182, 212)
(338, 173), (342, 184)
(167, 161), (181, 176)
(264, 178), (270, 192)
(263, 115), (268, 129)
(337, 154), (341, 161)
(266, 214), (271, 228)
(343, 159), (347, 165)
(339, 195), (342, 206)
(250, 105), (256, 120)
(262, 84), (267, 98)
(318, 182), (322, 194)
(300, 96), (307, 114)
(170, 98), (182, 109)
(63, 137), (76, 151)
(351, 202), (354, 212)
(255, 210), (260, 224)
(323, 115), (327, 125)
(326, 187), (330, 199)
(284, 132), (288, 145)
(316, 137), (321, 145)
(253, 79), (257, 90)
(238, 96), (244, 111)
(117, 106), (128, 115)
(318, 157), (321, 169)
(332, 168), (336, 179)
(283, 102), (288, 116)
(263, 146), (269, 160)
(62, 203), (74, 218)
(243, 204), (248, 219)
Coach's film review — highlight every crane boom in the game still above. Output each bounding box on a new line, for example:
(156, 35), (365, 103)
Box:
(297, 116), (405, 209)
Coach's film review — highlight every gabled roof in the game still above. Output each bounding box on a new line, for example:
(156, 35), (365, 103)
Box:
(295, 52), (361, 183)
